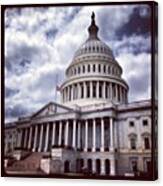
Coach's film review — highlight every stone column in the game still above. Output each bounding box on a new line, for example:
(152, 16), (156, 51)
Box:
(52, 122), (56, 147)
(115, 84), (118, 102)
(110, 118), (114, 151)
(103, 81), (106, 99)
(100, 118), (105, 152)
(33, 125), (38, 152)
(65, 120), (69, 146)
(71, 85), (74, 101)
(77, 121), (81, 149)
(58, 121), (62, 146)
(68, 86), (70, 101)
(96, 81), (99, 98)
(72, 119), (77, 149)
(17, 129), (23, 147)
(84, 120), (88, 152)
(107, 83), (110, 98)
(77, 83), (81, 99)
(38, 124), (44, 152)
(101, 159), (105, 175)
(23, 128), (28, 148)
(92, 119), (96, 152)
(120, 86), (122, 103)
(84, 82), (87, 98)
(110, 157), (116, 176)
(110, 82), (112, 100)
(28, 126), (33, 149)
(92, 159), (96, 174)
(44, 123), (50, 152)
(90, 81), (93, 98)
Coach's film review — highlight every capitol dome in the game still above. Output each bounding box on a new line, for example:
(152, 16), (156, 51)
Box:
(60, 12), (129, 107)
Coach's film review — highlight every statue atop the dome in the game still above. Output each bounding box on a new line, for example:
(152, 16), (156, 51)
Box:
(88, 12), (99, 40)
(91, 12), (95, 21)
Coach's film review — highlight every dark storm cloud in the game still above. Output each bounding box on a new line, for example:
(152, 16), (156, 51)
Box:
(116, 6), (151, 39)
(6, 42), (40, 74)
(45, 28), (58, 40)
(114, 37), (151, 56)
(5, 87), (19, 98)
(5, 5), (151, 122)
(5, 104), (29, 119)
(128, 70), (150, 101)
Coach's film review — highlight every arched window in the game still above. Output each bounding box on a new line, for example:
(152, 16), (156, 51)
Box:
(87, 159), (92, 173)
(93, 46), (95, 52)
(105, 159), (110, 175)
(93, 64), (96, 72)
(78, 66), (80, 74)
(97, 46), (99, 52)
(96, 159), (101, 174)
(144, 137), (150, 149)
(128, 133), (137, 150)
(130, 138), (136, 149)
(112, 67), (114, 75)
(108, 66), (110, 74)
(88, 64), (90, 72)
(86, 82), (90, 98)
(142, 132), (150, 149)
(64, 160), (70, 173)
(74, 68), (76, 75)
(83, 65), (85, 73)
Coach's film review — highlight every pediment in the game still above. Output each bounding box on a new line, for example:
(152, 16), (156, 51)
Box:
(31, 102), (73, 118)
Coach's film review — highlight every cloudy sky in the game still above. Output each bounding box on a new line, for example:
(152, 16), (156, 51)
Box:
(4, 4), (151, 122)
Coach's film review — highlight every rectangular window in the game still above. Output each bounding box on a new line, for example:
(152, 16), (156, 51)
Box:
(144, 137), (150, 149)
(129, 121), (134, 127)
(143, 119), (148, 126)
(130, 138), (136, 149)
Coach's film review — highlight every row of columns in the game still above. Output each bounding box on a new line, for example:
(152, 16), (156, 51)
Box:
(62, 81), (127, 103)
(17, 117), (115, 153)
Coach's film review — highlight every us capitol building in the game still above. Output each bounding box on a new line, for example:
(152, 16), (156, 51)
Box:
(4, 13), (152, 177)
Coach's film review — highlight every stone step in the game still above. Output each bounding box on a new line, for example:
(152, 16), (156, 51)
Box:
(7, 152), (43, 172)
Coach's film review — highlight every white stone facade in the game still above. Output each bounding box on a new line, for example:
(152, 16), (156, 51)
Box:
(4, 13), (152, 176)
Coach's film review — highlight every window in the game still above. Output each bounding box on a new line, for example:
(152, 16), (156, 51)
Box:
(93, 64), (96, 72)
(130, 138), (136, 149)
(93, 82), (96, 98)
(88, 64), (90, 72)
(78, 66), (80, 74)
(131, 160), (138, 173)
(103, 65), (106, 73)
(83, 65), (85, 73)
(108, 66), (110, 74)
(143, 119), (148, 126)
(144, 137), (150, 149)
(129, 121), (134, 127)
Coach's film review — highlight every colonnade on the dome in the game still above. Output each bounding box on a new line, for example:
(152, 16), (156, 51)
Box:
(62, 80), (128, 104)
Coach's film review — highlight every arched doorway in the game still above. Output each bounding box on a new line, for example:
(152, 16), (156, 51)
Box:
(105, 159), (110, 175)
(96, 159), (101, 175)
(64, 160), (70, 173)
(87, 159), (92, 173)
(80, 159), (84, 172)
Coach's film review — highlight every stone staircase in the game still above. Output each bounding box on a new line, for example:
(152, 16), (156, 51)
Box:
(6, 152), (44, 174)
